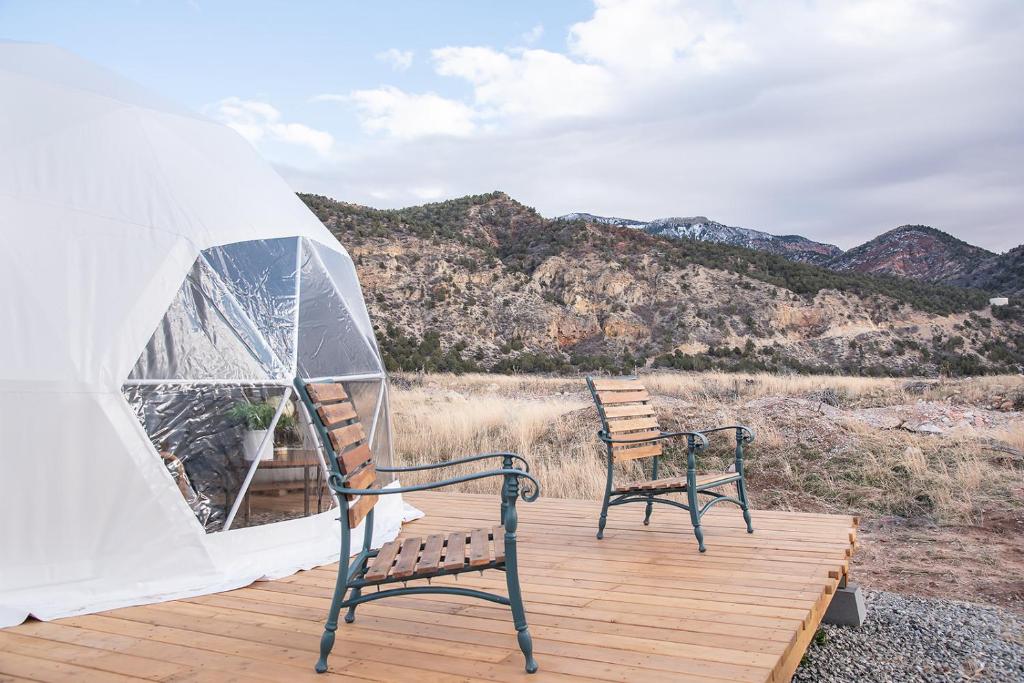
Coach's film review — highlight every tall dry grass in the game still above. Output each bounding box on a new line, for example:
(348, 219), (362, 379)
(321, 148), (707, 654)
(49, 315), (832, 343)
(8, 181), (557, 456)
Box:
(389, 371), (1024, 523)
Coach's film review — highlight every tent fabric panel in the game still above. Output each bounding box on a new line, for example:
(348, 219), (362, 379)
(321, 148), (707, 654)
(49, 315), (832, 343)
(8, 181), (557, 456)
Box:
(0, 42), (200, 119)
(139, 110), (335, 250)
(0, 390), (217, 626)
(0, 195), (197, 388)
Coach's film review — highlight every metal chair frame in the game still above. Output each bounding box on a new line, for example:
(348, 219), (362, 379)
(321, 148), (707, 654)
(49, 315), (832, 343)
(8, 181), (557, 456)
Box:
(295, 377), (541, 674)
(586, 376), (755, 552)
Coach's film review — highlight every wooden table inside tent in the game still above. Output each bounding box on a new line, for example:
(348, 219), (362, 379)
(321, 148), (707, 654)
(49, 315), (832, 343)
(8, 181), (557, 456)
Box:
(0, 491), (858, 682)
(238, 450), (327, 523)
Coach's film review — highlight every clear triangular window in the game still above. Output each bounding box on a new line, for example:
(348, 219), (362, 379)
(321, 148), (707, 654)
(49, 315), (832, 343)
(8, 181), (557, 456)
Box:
(203, 238), (298, 377)
(128, 256), (279, 380)
(296, 243), (382, 379)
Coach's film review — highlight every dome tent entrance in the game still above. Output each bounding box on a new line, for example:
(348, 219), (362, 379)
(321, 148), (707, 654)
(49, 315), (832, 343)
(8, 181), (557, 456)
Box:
(0, 42), (408, 628)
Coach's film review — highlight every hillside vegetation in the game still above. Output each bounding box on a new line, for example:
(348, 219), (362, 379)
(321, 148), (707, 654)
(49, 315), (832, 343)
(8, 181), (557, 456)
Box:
(301, 192), (1024, 377)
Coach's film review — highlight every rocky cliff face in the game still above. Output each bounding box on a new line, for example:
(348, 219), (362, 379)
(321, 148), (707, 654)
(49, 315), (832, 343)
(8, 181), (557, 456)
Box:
(302, 192), (1023, 376)
(827, 225), (995, 282)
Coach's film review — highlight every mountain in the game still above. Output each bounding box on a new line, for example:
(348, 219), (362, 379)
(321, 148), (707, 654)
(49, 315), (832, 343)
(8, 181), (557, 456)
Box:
(827, 225), (995, 283)
(948, 244), (1024, 297)
(557, 213), (843, 265)
(301, 191), (1022, 377)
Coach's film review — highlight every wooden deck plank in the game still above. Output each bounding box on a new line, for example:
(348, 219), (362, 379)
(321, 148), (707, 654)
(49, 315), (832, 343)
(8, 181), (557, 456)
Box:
(0, 491), (856, 683)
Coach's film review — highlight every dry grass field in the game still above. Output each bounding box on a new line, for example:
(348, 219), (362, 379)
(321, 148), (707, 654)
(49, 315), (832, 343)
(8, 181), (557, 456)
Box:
(390, 371), (1024, 610)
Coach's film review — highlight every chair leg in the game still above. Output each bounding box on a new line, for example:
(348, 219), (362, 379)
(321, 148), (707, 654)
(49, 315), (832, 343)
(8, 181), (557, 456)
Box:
(505, 547), (538, 673)
(597, 453), (613, 540)
(316, 548), (351, 673)
(687, 488), (706, 553)
(315, 586), (347, 672)
(344, 587), (361, 623)
(737, 478), (754, 534)
(597, 492), (610, 539)
(643, 495), (654, 526)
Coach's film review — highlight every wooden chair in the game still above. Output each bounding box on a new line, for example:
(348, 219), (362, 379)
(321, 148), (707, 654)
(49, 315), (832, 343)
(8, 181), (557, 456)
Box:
(295, 378), (542, 674)
(586, 376), (754, 552)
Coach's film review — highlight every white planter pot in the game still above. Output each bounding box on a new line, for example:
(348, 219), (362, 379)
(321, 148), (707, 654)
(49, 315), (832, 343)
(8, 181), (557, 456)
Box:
(242, 429), (274, 462)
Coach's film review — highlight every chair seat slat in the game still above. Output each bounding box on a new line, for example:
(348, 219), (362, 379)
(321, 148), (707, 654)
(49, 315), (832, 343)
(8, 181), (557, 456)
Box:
(415, 534), (445, 576)
(391, 537), (422, 579)
(492, 526), (506, 563)
(443, 531), (466, 571)
(469, 528), (491, 567)
(364, 540), (400, 582)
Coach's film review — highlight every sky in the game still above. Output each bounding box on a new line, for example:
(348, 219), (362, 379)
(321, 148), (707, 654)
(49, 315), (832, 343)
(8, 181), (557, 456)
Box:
(2, 0), (1022, 251)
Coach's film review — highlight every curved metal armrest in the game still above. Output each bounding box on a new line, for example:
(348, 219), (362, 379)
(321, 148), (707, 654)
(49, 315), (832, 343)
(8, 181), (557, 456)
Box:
(598, 430), (710, 449)
(696, 425), (756, 443)
(378, 452), (531, 474)
(331, 468), (541, 503)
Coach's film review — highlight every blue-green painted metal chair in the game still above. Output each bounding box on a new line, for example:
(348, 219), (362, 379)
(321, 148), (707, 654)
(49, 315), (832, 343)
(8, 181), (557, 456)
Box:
(586, 376), (754, 552)
(296, 378), (542, 674)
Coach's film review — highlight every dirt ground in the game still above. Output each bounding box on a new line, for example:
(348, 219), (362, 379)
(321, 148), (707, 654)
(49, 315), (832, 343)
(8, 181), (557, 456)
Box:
(853, 506), (1024, 614)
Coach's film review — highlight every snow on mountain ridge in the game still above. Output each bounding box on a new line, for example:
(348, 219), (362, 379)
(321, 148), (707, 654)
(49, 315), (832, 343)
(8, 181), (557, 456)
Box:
(556, 212), (842, 264)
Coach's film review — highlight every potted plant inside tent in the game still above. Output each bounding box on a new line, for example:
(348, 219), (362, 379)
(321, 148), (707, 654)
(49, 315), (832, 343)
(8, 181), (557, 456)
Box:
(229, 400), (298, 462)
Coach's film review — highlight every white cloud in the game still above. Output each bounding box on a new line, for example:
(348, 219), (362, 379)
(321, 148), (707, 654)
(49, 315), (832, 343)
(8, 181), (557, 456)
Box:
(375, 47), (414, 71)
(346, 86), (476, 139)
(522, 24), (544, 45)
(208, 97), (334, 156)
(432, 46), (613, 120)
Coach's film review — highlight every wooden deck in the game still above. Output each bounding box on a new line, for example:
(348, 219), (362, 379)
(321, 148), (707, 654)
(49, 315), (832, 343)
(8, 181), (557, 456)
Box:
(0, 492), (857, 682)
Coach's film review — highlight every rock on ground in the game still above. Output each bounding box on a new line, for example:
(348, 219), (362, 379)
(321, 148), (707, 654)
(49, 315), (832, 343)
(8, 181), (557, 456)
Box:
(794, 590), (1024, 682)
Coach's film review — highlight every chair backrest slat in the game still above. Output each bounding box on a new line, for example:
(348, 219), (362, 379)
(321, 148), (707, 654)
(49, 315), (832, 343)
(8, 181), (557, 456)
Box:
(586, 376), (663, 461)
(301, 381), (379, 528)
(328, 422), (366, 453)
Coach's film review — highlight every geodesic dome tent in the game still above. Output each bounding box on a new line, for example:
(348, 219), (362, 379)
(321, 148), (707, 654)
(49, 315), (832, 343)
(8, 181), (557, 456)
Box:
(0, 42), (405, 627)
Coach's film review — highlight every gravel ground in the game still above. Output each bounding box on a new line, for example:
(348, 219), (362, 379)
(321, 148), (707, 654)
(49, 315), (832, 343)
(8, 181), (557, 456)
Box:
(794, 590), (1024, 682)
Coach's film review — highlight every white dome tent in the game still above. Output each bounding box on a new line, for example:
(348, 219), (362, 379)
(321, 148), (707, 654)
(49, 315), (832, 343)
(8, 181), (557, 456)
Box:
(0, 42), (410, 628)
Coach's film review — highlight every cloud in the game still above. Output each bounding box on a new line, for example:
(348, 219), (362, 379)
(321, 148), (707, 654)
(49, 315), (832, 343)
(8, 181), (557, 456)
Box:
(208, 97), (334, 156)
(521, 24), (544, 45)
(432, 46), (613, 120)
(375, 47), (414, 71)
(346, 86), (476, 139)
(283, 0), (1024, 252)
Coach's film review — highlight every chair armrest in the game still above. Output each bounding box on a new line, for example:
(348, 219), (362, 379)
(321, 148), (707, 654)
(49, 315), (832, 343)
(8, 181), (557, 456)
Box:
(695, 425), (755, 443)
(598, 430), (710, 450)
(378, 451), (531, 474)
(331, 468), (541, 503)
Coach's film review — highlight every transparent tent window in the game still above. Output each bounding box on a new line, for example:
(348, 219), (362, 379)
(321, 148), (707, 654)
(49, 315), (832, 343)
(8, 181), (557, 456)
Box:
(121, 237), (388, 533)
